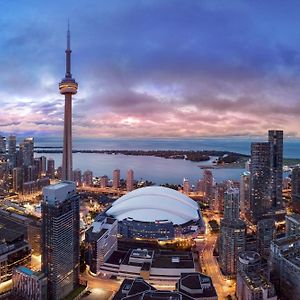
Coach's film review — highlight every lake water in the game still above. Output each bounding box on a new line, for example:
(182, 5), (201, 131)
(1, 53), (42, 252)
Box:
(34, 137), (299, 185)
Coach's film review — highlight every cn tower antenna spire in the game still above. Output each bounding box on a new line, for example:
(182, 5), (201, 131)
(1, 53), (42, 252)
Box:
(67, 18), (70, 50)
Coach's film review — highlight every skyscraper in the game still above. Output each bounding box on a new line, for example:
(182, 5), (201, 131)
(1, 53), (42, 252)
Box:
(219, 188), (246, 276)
(19, 137), (34, 167)
(203, 169), (214, 205)
(126, 169), (134, 192)
(113, 169), (120, 189)
(59, 23), (78, 181)
(249, 142), (271, 223)
(240, 171), (250, 219)
(0, 135), (6, 154)
(223, 188), (240, 221)
(268, 130), (283, 209)
(83, 170), (93, 187)
(291, 166), (300, 213)
(41, 181), (80, 300)
(8, 135), (17, 167)
(47, 158), (55, 179)
(257, 218), (276, 259)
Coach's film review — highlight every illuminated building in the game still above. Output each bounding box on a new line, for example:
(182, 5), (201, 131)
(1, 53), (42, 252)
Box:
(8, 135), (17, 167)
(19, 137), (34, 167)
(269, 130), (283, 210)
(73, 168), (82, 186)
(41, 181), (80, 300)
(269, 235), (300, 299)
(113, 168), (120, 189)
(285, 213), (300, 236)
(40, 156), (47, 175)
(203, 169), (214, 204)
(47, 158), (55, 179)
(0, 228), (31, 283)
(0, 135), (6, 154)
(183, 177), (190, 194)
(85, 216), (118, 274)
(113, 274), (217, 300)
(12, 266), (47, 300)
(13, 167), (23, 192)
(126, 169), (134, 192)
(101, 248), (196, 286)
(240, 171), (250, 218)
(291, 166), (300, 213)
(83, 169), (93, 186)
(59, 23), (78, 181)
(250, 142), (271, 223)
(219, 187), (246, 276)
(27, 220), (42, 255)
(257, 218), (276, 259)
(100, 175), (108, 188)
(237, 252), (277, 300)
(106, 186), (204, 241)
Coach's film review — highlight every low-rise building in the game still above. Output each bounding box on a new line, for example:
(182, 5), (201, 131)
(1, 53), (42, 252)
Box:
(12, 266), (47, 300)
(285, 213), (300, 237)
(269, 235), (300, 299)
(113, 273), (217, 300)
(85, 216), (118, 274)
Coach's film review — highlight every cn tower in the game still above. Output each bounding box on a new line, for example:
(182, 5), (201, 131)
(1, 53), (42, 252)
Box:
(59, 23), (78, 181)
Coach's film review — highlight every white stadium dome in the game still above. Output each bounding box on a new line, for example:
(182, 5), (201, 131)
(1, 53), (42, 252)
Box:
(106, 186), (200, 225)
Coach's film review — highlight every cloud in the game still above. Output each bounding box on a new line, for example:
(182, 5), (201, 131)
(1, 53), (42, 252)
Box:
(0, 1), (299, 137)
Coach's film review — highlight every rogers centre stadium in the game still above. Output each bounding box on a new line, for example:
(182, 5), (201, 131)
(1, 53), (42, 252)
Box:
(104, 186), (205, 240)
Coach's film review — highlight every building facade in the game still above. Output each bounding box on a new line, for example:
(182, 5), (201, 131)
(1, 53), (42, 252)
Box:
(41, 181), (80, 300)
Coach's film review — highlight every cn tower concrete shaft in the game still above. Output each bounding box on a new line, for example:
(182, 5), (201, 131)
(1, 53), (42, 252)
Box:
(62, 94), (73, 180)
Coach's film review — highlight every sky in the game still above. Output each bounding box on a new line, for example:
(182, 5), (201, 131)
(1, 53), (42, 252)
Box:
(0, 0), (300, 138)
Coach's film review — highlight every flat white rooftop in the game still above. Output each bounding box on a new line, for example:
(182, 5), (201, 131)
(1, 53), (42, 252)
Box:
(43, 181), (76, 205)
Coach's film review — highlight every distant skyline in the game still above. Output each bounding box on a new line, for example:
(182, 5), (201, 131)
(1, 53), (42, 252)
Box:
(0, 1), (300, 138)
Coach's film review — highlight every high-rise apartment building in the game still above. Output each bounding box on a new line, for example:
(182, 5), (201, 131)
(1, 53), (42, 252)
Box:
(250, 142), (271, 223)
(203, 169), (214, 205)
(0, 135), (6, 154)
(83, 170), (93, 187)
(257, 218), (276, 259)
(223, 188), (240, 220)
(73, 169), (82, 187)
(183, 178), (190, 194)
(291, 166), (300, 213)
(41, 181), (80, 300)
(8, 135), (17, 167)
(113, 169), (120, 189)
(126, 169), (134, 192)
(219, 187), (246, 276)
(13, 167), (23, 192)
(268, 130), (283, 209)
(19, 137), (34, 167)
(240, 171), (250, 219)
(40, 156), (47, 175)
(100, 175), (108, 188)
(47, 158), (55, 179)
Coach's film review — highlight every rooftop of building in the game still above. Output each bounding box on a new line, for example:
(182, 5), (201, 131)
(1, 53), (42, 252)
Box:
(272, 234), (300, 247)
(178, 273), (217, 298)
(106, 248), (194, 270)
(239, 271), (275, 293)
(286, 213), (300, 223)
(43, 181), (76, 205)
(107, 186), (201, 225)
